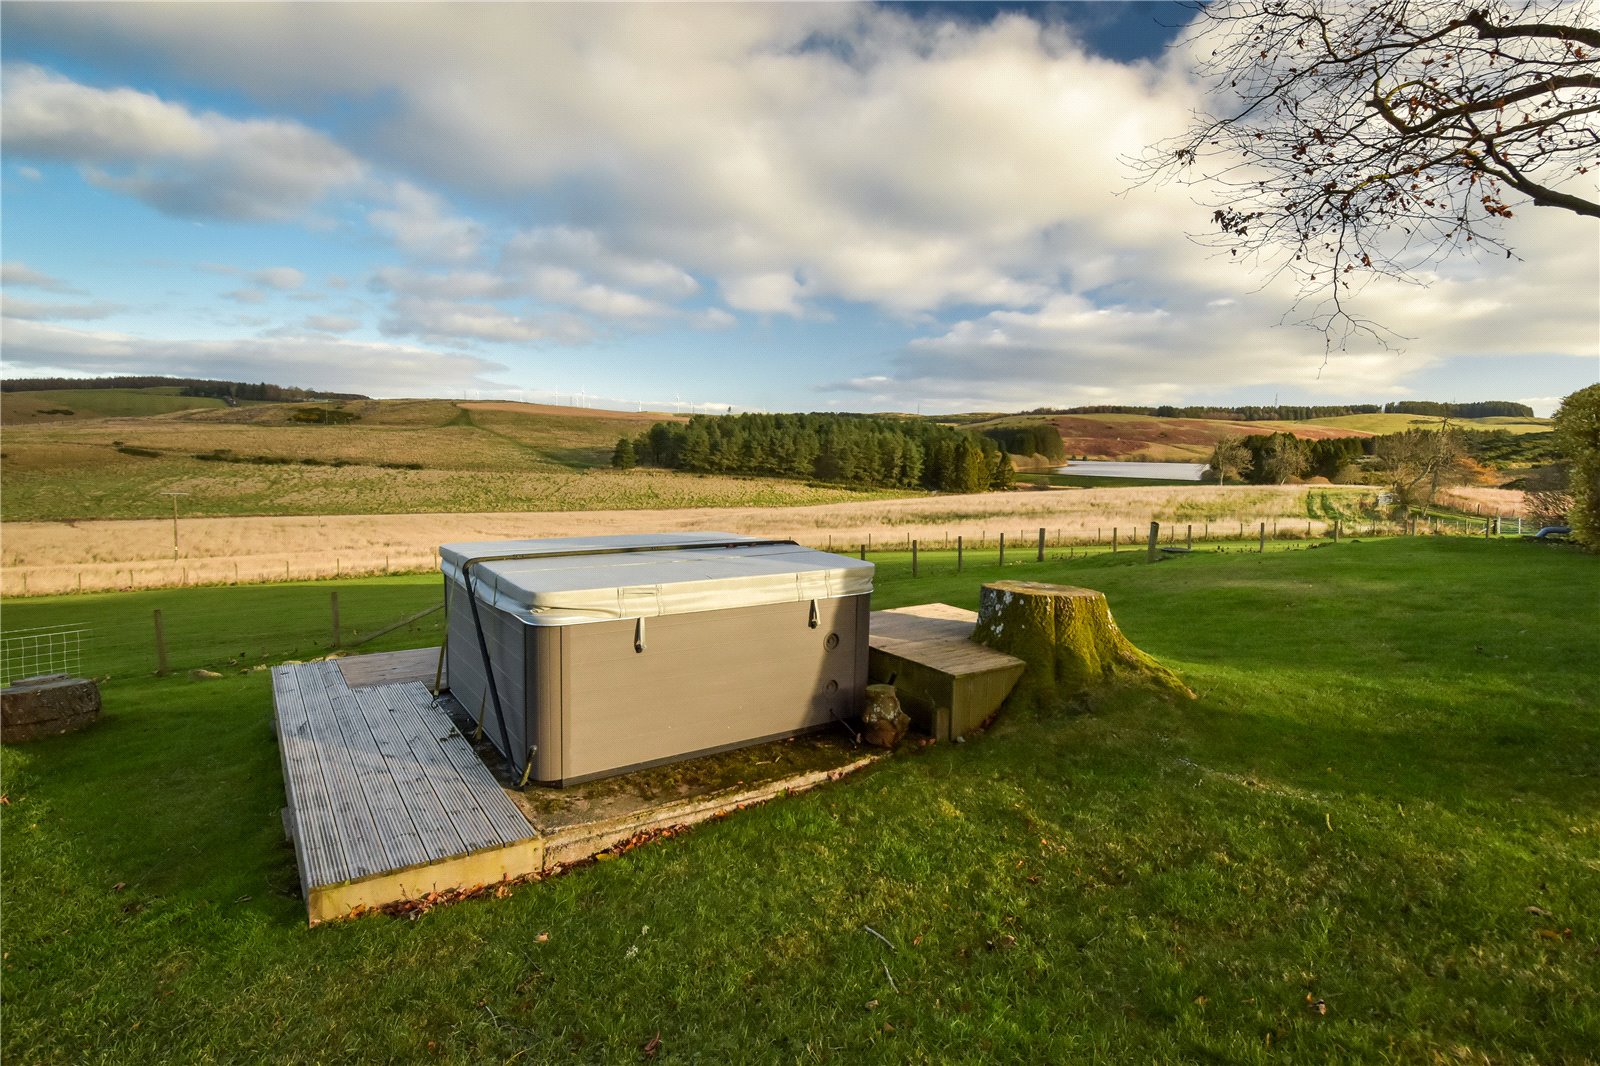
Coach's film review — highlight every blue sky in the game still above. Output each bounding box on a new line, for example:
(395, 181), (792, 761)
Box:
(2, 2), (1594, 415)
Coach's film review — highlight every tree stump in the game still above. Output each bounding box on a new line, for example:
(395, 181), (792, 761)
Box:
(972, 581), (1193, 707)
(2, 675), (102, 743)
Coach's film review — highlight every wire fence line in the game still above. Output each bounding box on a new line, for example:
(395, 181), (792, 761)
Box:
(0, 509), (1530, 683)
(0, 507), (1524, 600)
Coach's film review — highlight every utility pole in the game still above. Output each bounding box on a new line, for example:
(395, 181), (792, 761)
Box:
(159, 491), (190, 561)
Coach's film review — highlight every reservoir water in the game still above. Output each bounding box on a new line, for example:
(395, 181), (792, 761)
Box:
(1054, 460), (1209, 481)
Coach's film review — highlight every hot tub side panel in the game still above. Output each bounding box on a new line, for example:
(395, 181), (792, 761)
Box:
(445, 578), (531, 769)
(556, 595), (869, 783)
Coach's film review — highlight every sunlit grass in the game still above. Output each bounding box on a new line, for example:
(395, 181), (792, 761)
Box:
(2, 538), (1595, 1062)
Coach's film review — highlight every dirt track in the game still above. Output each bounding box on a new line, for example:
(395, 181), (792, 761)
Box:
(1, 484), (1388, 596)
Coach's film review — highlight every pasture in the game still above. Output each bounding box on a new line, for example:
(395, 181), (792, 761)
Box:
(2, 538), (1596, 1063)
(1, 484), (1392, 596)
(0, 387), (235, 423)
(0, 398), (897, 523)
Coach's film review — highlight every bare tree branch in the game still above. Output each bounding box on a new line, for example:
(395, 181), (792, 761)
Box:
(1131, 0), (1600, 345)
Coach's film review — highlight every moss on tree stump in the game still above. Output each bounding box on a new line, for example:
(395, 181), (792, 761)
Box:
(972, 581), (1193, 707)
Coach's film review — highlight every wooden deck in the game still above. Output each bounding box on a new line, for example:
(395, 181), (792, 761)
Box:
(868, 604), (1026, 741)
(272, 660), (539, 924)
(335, 646), (443, 689)
(273, 602), (1018, 923)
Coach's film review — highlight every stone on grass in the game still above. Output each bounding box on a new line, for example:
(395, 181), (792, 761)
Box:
(190, 669), (224, 681)
(860, 683), (910, 749)
(973, 581), (1193, 708)
(1, 675), (101, 743)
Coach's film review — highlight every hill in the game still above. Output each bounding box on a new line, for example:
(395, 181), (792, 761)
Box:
(1, 387), (235, 422)
(965, 411), (1551, 461)
(0, 398), (901, 522)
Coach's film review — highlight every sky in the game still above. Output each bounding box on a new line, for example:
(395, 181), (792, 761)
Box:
(1, 1), (1595, 417)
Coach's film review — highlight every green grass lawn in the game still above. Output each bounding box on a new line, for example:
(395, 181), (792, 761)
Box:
(3, 540), (1597, 1063)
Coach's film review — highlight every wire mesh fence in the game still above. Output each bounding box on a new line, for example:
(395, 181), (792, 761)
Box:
(0, 624), (90, 686)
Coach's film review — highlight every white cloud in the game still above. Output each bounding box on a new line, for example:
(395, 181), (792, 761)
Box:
(722, 272), (809, 316)
(525, 267), (670, 319)
(304, 314), (360, 333)
(503, 227), (698, 299)
(0, 294), (123, 321)
(16, 165), (42, 181)
(2, 261), (77, 292)
(369, 181), (483, 262)
(1, 64), (362, 221)
(378, 296), (590, 346)
(5, 5), (1593, 408)
(223, 288), (265, 305)
(0, 316), (506, 396)
(252, 266), (305, 290)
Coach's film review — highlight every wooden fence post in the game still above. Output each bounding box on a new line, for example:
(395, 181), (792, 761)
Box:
(153, 609), (169, 676)
(1112, 528), (1119, 553)
(957, 535), (964, 572)
(331, 591), (341, 648)
(1147, 522), (1160, 562)
(1259, 522), (1266, 553)
(859, 544), (866, 561)
(1334, 519), (1341, 543)
(1186, 524), (1193, 549)
(999, 533), (1006, 566)
(912, 540), (919, 577)
(1037, 527), (1045, 562)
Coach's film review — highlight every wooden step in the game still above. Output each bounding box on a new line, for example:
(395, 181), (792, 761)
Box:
(868, 604), (1025, 741)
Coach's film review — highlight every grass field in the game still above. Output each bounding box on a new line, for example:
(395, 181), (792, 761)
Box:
(1, 484), (1386, 596)
(0, 399), (901, 522)
(0, 387), (235, 423)
(3, 539), (1596, 1063)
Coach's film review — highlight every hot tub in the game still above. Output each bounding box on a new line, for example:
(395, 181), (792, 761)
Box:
(440, 533), (873, 785)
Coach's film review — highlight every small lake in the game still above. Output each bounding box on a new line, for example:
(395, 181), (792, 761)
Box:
(1053, 460), (1209, 481)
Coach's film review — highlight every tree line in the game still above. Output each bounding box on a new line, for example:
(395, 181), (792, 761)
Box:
(1, 375), (367, 402)
(1206, 426), (1564, 493)
(977, 424), (1066, 460)
(613, 413), (1014, 493)
(1381, 401), (1535, 419)
(1017, 400), (1534, 421)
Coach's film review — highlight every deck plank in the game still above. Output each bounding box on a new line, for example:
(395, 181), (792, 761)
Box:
(349, 686), (472, 862)
(296, 666), (390, 881)
(337, 647), (444, 690)
(868, 605), (1023, 677)
(273, 666), (346, 891)
(392, 683), (535, 845)
(378, 683), (509, 855)
(310, 663), (432, 873)
(272, 659), (538, 908)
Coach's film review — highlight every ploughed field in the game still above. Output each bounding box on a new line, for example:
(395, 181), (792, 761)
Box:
(2, 538), (1595, 1063)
